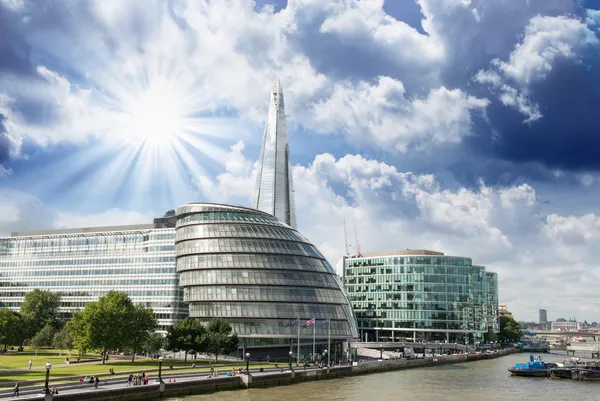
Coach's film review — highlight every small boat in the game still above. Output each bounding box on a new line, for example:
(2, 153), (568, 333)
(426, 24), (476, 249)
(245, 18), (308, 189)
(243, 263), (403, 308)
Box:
(508, 356), (557, 378)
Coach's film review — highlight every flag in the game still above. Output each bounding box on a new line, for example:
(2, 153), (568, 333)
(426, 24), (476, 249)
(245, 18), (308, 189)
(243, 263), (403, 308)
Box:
(319, 319), (329, 328)
(288, 319), (299, 327)
(302, 318), (316, 328)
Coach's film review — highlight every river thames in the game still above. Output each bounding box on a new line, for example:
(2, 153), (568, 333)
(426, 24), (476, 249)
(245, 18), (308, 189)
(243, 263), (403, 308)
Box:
(165, 352), (600, 401)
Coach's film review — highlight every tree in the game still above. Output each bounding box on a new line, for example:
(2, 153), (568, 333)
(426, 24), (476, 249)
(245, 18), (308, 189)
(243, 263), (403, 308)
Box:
(30, 324), (56, 348)
(142, 333), (166, 355)
(204, 318), (239, 362)
(484, 329), (498, 343)
(52, 325), (73, 355)
(166, 318), (206, 363)
(69, 291), (136, 364)
(0, 309), (22, 349)
(126, 304), (156, 362)
(498, 316), (523, 343)
(20, 289), (61, 339)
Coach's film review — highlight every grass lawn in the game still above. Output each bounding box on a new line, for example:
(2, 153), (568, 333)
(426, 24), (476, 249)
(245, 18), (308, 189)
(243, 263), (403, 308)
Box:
(0, 351), (98, 371)
(0, 361), (281, 385)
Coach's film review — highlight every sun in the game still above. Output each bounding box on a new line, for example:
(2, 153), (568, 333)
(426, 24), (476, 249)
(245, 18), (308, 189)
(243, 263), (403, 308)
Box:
(127, 78), (186, 146)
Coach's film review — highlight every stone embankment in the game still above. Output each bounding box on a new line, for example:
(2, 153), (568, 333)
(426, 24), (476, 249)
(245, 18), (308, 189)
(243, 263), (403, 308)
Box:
(35, 349), (519, 401)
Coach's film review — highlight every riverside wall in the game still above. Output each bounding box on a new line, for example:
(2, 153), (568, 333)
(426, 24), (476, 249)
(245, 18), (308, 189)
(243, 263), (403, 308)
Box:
(48, 349), (519, 401)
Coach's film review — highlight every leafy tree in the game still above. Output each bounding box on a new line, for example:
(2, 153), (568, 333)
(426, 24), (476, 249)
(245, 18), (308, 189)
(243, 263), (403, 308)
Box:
(142, 333), (166, 355)
(498, 316), (523, 343)
(484, 329), (498, 343)
(69, 291), (135, 364)
(0, 308), (22, 349)
(166, 318), (206, 363)
(204, 318), (239, 362)
(52, 325), (73, 355)
(30, 324), (56, 348)
(20, 289), (61, 339)
(68, 312), (90, 356)
(126, 304), (156, 362)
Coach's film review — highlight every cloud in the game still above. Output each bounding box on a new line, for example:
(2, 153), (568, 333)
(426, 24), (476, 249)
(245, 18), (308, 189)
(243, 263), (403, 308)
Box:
(54, 208), (156, 229)
(0, 188), (54, 236)
(309, 76), (489, 151)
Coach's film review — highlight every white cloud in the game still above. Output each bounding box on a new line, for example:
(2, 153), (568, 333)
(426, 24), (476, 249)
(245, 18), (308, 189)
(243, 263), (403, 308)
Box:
(310, 77), (489, 151)
(0, 165), (11, 178)
(53, 208), (156, 230)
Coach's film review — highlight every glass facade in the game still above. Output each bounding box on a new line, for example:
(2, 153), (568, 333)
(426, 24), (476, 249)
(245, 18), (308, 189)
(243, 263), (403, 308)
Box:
(253, 79), (296, 228)
(0, 222), (188, 334)
(176, 203), (358, 358)
(343, 251), (499, 344)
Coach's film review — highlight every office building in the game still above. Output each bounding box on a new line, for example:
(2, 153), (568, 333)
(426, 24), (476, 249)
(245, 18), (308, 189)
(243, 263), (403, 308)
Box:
(0, 211), (187, 333)
(176, 202), (359, 360)
(253, 78), (296, 228)
(551, 320), (580, 332)
(539, 309), (547, 324)
(343, 250), (499, 344)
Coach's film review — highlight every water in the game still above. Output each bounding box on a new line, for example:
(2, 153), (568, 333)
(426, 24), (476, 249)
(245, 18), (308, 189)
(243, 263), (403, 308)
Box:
(165, 352), (600, 401)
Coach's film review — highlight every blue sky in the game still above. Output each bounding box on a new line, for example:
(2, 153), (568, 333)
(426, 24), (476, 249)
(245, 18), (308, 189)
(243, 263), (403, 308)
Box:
(1, 0), (600, 321)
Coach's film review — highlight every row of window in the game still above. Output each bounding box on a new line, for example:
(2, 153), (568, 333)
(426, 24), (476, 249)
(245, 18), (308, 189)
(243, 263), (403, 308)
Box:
(177, 211), (286, 228)
(348, 293), (471, 302)
(0, 279), (178, 287)
(176, 238), (322, 258)
(345, 275), (471, 285)
(176, 224), (308, 244)
(194, 318), (356, 338)
(183, 286), (349, 304)
(346, 256), (473, 268)
(0, 267), (176, 277)
(357, 319), (486, 331)
(179, 269), (339, 289)
(0, 256), (175, 268)
(0, 289), (181, 298)
(177, 254), (332, 274)
(350, 301), (490, 311)
(345, 266), (480, 276)
(189, 302), (353, 320)
(346, 284), (470, 293)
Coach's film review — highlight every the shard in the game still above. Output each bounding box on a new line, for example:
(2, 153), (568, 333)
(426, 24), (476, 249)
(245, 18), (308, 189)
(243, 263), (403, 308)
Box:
(253, 78), (297, 228)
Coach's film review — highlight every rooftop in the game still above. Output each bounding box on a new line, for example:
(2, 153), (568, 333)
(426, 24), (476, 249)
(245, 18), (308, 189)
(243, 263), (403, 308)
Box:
(359, 249), (445, 257)
(10, 224), (156, 237)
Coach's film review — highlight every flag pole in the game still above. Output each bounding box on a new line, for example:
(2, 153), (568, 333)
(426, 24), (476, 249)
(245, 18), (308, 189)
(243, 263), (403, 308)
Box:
(327, 319), (331, 366)
(297, 316), (300, 365)
(313, 317), (316, 362)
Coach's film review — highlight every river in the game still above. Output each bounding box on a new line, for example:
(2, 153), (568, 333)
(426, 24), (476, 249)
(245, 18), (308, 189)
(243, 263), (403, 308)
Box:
(164, 352), (600, 401)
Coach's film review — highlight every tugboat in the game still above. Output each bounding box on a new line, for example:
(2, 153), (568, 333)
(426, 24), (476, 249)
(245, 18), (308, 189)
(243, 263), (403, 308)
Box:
(550, 358), (579, 379)
(508, 355), (557, 377)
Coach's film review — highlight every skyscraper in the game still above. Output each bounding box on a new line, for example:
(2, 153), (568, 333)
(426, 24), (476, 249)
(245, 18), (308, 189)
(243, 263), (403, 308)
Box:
(253, 78), (297, 228)
(539, 309), (548, 324)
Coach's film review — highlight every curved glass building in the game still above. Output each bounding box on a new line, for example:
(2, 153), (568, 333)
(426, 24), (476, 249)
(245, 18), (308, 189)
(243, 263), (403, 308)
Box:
(343, 250), (498, 344)
(175, 203), (358, 361)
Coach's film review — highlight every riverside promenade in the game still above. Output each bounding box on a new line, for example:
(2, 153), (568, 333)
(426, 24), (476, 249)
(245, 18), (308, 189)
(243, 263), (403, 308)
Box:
(0, 349), (518, 401)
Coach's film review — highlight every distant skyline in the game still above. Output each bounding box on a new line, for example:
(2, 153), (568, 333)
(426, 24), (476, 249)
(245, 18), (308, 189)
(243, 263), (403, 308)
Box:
(1, 0), (600, 322)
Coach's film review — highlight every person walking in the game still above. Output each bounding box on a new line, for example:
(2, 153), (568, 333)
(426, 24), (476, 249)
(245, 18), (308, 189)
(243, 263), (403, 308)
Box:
(12, 383), (19, 397)
(28, 360), (32, 370)
(94, 376), (99, 389)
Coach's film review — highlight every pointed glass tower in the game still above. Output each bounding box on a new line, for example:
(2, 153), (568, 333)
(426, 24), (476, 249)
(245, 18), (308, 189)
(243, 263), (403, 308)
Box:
(253, 78), (297, 228)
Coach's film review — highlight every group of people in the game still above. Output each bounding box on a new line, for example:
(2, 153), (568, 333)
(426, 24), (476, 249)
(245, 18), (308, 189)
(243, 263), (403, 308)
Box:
(127, 372), (150, 386)
(79, 375), (101, 388)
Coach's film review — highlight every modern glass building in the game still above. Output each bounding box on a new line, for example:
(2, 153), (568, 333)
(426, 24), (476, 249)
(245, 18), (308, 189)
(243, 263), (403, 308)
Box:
(0, 211), (188, 334)
(175, 203), (358, 360)
(253, 78), (296, 228)
(343, 250), (499, 344)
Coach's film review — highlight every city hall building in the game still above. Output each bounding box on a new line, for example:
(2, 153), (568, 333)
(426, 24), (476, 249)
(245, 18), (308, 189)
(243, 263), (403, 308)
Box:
(343, 250), (499, 345)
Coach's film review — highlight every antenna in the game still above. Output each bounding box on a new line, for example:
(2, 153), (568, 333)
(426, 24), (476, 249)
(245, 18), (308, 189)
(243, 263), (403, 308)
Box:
(343, 219), (349, 256)
(352, 211), (361, 256)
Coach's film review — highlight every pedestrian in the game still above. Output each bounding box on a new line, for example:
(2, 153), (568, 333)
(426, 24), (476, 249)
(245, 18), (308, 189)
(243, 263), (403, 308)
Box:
(94, 376), (99, 389)
(127, 374), (132, 387)
(28, 360), (32, 370)
(12, 382), (19, 397)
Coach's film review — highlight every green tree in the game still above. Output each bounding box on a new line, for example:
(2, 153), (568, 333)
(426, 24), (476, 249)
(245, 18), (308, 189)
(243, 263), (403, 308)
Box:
(484, 329), (498, 343)
(142, 332), (166, 355)
(52, 325), (74, 355)
(30, 324), (56, 348)
(69, 291), (135, 364)
(126, 304), (156, 362)
(0, 309), (21, 349)
(166, 318), (206, 363)
(498, 316), (523, 343)
(20, 289), (61, 339)
(204, 318), (239, 362)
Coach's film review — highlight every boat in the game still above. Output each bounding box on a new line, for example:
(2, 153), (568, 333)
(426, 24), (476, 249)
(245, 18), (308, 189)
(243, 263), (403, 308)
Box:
(573, 368), (600, 380)
(508, 359), (558, 377)
(550, 358), (579, 379)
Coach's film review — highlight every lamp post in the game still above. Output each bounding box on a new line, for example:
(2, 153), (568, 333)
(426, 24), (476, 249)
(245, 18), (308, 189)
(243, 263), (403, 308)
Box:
(288, 351), (293, 371)
(324, 349), (328, 366)
(245, 353), (250, 375)
(158, 357), (163, 383)
(44, 362), (52, 394)
(379, 344), (383, 360)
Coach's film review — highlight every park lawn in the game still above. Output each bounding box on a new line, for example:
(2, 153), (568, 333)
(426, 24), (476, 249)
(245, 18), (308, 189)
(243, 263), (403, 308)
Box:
(0, 352), (98, 370)
(0, 361), (282, 385)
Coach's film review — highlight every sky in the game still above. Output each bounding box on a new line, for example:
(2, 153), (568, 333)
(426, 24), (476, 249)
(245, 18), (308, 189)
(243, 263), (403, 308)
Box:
(1, 0), (600, 323)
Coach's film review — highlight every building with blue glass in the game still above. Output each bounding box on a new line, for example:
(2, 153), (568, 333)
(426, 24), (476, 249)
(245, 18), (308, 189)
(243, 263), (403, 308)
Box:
(343, 250), (498, 345)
